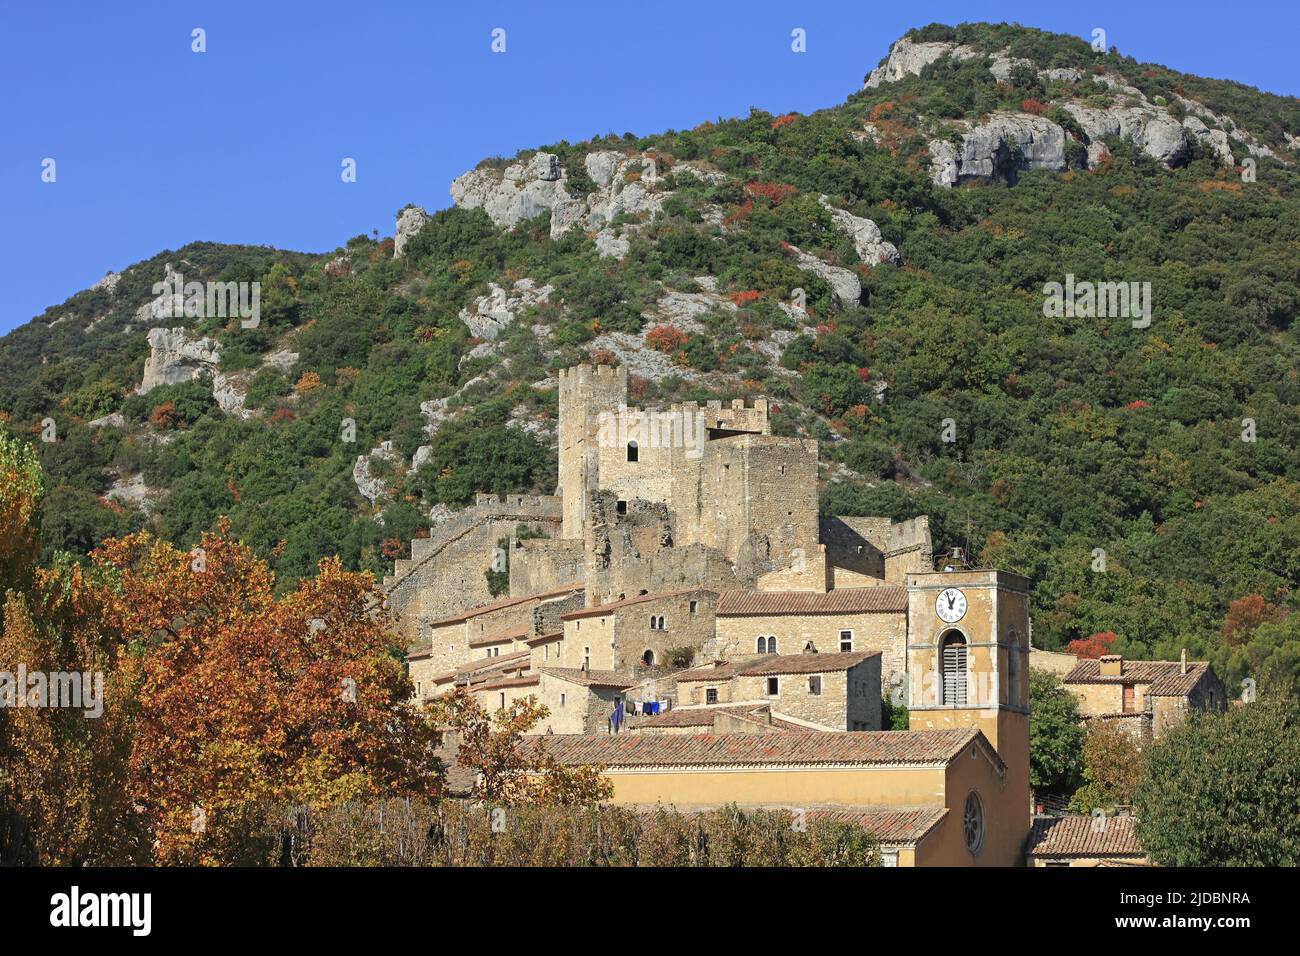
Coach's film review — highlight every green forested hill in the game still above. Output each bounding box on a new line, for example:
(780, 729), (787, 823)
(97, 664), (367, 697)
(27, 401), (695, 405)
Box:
(2, 22), (1298, 695)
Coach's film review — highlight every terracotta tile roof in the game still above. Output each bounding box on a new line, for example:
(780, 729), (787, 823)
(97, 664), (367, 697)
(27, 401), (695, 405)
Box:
(454, 649), (531, 682)
(1085, 712), (1152, 723)
(428, 582), (583, 627)
(562, 588), (710, 621)
(407, 649), (432, 661)
(716, 587), (907, 616)
(1065, 658), (1212, 696)
(524, 630), (563, 646)
(541, 667), (638, 689)
(633, 705), (762, 728)
(737, 650), (878, 676)
(1148, 663), (1214, 696)
(474, 675), (540, 693)
(631, 704), (815, 733)
(1028, 815), (1146, 858)
(674, 662), (745, 683)
(468, 626), (529, 649)
(807, 807), (949, 846)
(532, 727), (990, 769)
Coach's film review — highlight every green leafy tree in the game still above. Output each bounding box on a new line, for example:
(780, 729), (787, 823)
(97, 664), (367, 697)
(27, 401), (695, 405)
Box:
(1135, 697), (1300, 866)
(1070, 720), (1146, 813)
(1028, 669), (1085, 794)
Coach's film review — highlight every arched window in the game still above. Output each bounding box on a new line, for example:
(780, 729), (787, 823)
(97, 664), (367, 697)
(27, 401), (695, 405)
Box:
(757, 636), (767, 654)
(627, 441), (639, 462)
(642, 649), (655, 666)
(940, 631), (968, 706)
(768, 636), (778, 654)
(963, 791), (985, 855)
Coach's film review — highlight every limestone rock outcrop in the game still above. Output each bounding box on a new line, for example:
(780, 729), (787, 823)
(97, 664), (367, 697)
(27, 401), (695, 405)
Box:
(353, 440), (403, 505)
(458, 278), (554, 340)
(988, 55), (1034, 83)
(864, 36), (978, 87)
(450, 150), (671, 249)
(1061, 104), (1190, 167)
(140, 327), (221, 394)
(394, 205), (432, 257)
(928, 113), (1068, 186)
(92, 271), (121, 294)
(450, 152), (583, 239)
(819, 197), (900, 266)
(863, 33), (1281, 182)
(787, 245), (861, 308)
(594, 230), (630, 259)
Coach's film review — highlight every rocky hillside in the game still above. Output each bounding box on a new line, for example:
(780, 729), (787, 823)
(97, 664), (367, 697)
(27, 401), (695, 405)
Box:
(2, 22), (1299, 694)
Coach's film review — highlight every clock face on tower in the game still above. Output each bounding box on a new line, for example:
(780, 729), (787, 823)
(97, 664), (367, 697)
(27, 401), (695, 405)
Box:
(936, 587), (968, 624)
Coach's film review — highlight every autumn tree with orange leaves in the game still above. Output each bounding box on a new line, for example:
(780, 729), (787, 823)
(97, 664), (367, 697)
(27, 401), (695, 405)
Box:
(430, 688), (611, 807)
(94, 523), (442, 864)
(1, 433), (142, 864)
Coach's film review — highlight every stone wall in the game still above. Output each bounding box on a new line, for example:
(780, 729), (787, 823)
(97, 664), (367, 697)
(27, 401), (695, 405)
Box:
(611, 590), (717, 671)
(532, 591), (584, 637)
(384, 493), (563, 643)
(556, 589), (717, 672)
(510, 536), (585, 595)
(714, 609), (907, 697)
(731, 657), (880, 731)
(819, 514), (934, 584)
(558, 364), (627, 539)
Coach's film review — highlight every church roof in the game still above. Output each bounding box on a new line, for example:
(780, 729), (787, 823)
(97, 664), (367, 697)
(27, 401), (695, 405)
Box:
(531, 726), (997, 770)
(716, 587), (907, 616)
(806, 806), (949, 846)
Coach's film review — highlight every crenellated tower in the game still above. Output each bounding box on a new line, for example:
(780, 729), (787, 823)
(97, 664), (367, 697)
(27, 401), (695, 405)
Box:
(557, 364), (627, 539)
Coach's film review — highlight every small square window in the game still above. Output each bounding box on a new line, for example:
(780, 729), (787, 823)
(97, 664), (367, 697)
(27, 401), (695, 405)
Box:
(809, 675), (822, 696)
(616, 500), (628, 515)
(767, 677), (779, 697)
(689, 600), (698, 614)
(706, 688), (718, 704)
(839, 630), (853, 652)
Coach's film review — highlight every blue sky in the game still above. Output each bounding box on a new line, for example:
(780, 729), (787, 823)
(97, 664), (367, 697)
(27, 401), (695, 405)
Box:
(2, 0), (1298, 334)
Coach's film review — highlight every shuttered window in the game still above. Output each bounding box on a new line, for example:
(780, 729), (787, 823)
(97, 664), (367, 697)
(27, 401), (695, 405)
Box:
(1123, 684), (1135, 712)
(942, 635), (968, 706)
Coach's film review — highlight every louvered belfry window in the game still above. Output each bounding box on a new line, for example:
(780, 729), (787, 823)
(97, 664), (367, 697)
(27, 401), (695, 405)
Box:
(941, 633), (968, 706)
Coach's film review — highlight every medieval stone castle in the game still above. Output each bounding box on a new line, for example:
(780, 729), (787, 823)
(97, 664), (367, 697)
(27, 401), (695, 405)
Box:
(392, 363), (1043, 865)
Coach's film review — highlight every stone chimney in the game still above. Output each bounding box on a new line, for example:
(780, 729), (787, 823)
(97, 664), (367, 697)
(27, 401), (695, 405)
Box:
(1181, 648), (1188, 675)
(1099, 654), (1122, 677)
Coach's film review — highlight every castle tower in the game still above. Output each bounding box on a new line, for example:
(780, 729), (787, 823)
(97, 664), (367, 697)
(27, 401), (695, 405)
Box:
(558, 365), (627, 539)
(905, 569), (1032, 862)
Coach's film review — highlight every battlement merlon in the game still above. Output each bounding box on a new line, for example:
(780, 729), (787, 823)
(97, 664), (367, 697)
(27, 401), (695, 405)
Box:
(472, 493), (564, 513)
(670, 398), (770, 436)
